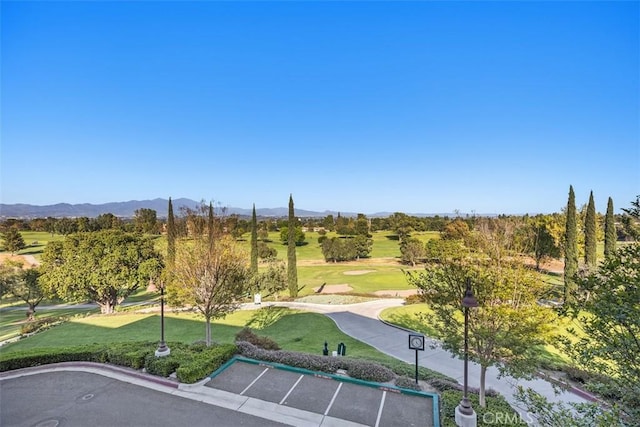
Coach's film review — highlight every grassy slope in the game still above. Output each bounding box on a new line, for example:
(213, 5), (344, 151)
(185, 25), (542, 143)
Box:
(1, 307), (403, 367)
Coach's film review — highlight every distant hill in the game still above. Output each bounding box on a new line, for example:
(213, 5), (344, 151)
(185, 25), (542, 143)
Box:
(0, 199), (470, 219)
(0, 199), (360, 219)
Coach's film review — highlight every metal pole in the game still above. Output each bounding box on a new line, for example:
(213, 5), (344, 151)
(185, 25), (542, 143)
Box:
(415, 349), (419, 384)
(463, 305), (469, 402)
(160, 286), (165, 346)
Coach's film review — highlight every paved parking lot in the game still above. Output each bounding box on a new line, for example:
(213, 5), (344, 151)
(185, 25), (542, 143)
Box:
(207, 358), (438, 427)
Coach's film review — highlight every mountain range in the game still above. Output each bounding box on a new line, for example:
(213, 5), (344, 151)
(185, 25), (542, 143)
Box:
(0, 199), (465, 219)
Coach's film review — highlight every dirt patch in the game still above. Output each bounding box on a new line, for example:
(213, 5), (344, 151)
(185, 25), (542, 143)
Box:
(373, 289), (418, 297)
(343, 270), (375, 276)
(312, 284), (354, 294)
(0, 254), (38, 268)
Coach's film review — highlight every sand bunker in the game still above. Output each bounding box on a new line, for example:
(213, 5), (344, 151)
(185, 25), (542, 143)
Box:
(343, 270), (376, 276)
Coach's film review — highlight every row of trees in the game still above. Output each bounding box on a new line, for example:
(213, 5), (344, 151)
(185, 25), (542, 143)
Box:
(406, 194), (639, 424)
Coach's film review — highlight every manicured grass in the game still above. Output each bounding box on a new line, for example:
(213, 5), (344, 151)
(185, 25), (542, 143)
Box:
(0, 308), (395, 364)
(0, 307), (100, 342)
(380, 303), (574, 369)
(379, 303), (438, 336)
(10, 231), (64, 259)
(295, 265), (418, 296)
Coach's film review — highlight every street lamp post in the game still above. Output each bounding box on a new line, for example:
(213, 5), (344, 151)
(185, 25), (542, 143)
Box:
(455, 278), (478, 427)
(155, 284), (170, 357)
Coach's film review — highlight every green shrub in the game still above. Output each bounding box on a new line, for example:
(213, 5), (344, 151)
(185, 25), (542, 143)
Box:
(0, 344), (105, 371)
(395, 376), (422, 391)
(382, 360), (454, 382)
(144, 353), (181, 377)
(236, 341), (394, 383)
(235, 328), (280, 350)
(20, 316), (68, 335)
(176, 344), (237, 383)
(440, 390), (520, 427)
(404, 294), (425, 305)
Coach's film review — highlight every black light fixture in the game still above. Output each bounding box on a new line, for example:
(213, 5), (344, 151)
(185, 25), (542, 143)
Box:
(155, 281), (170, 357)
(456, 278), (478, 423)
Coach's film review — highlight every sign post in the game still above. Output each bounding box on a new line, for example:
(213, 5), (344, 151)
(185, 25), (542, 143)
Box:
(408, 334), (425, 384)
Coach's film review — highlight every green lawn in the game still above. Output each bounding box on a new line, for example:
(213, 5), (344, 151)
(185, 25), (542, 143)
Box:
(295, 264), (419, 296)
(10, 231), (64, 259)
(380, 303), (573, 369)
(0, 307), (405, 366)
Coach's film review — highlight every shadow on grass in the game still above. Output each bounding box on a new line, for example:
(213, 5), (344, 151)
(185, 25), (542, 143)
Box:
(384, 312), (438, 337)
(245, 306), (290, 330)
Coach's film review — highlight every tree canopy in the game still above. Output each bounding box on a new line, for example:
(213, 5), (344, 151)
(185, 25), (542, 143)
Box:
(1, 227), (26, 255)
(40, 230), (163, 314)
(563, 243), (640, 421)
(407, 255), (554, 407)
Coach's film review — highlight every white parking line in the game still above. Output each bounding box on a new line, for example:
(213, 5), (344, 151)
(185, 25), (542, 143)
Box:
(374, 391), (387, 427)
(323, 382), (343, 416)
(280, 374), (304, 405)
(240, 367), (269, 395)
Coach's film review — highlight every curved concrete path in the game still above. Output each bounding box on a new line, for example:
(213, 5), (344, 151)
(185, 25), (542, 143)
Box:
(258, 299), (591, 419)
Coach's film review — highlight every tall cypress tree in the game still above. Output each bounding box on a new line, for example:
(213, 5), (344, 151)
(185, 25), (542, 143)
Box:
(167, 197), (176, 269)
(287, 194), (298, 298)
(584, 191), (597, 267)
(207, 202), (215, 250)
(604, 197), (616, 258)
(564, 185), (578, 303)
(250, 204), (258, 274)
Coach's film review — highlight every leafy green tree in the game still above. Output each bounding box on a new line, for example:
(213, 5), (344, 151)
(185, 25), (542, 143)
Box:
(584, 191), (597, 267)
(407, 257), (554, 407)
(279, 226), (306, 246)
(40, 230), (163, 314)
(353, 235), (372, 259)
(354, 214), (370, 237)
(564, 185), (579, 303)
(0, 262), (21, 300)
(515, 387), (627, 427)
(250, 204), (258, 274)
(55, 217), (78, 235)
(287, 195), (298, 298)
(323, 214), (335, 231)
(134, 208), (159, 234)
(621, 195), (640, 241)
(321, 237), (356, 262)
(441, 219), (470, 241)
(8, 267), (45, 320)
(1, 227), (26, 255)
(561, 243), (640, 422)
(250, 260), (287, 299)
(172, 233), (249, 346)
(257, 242), (277, 260)
(525, 215), (562, 270)
(400, 237), (425, 267)
(389, 212), (414, 242)
(604, 197), (616, 258)
(94, 213), (122, 230)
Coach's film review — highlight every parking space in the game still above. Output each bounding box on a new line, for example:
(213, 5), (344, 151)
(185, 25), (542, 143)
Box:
(206, 357), (438, 427)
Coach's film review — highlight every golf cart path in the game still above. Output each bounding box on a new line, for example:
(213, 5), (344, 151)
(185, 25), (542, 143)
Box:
(261, 299), (592, 418)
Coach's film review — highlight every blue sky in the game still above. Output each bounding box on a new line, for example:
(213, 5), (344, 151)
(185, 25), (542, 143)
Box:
(2, 1), (638, 214)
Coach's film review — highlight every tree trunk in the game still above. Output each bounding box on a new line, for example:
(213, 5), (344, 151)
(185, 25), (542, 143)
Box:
(100, 300), (115, 314)
(205, 316), (212, 346)
(26, 305), (35, 321)
(479, 365), (487, 407)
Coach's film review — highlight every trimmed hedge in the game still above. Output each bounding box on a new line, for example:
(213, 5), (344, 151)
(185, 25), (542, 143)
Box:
(176, 344), (237, 383)
(236, 341), (395, 383)
(235, 328), (280, 350)
(0, 341), (238, 384)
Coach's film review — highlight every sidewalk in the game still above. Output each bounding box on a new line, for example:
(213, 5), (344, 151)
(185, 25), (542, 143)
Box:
(261, 299), (590, 419)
